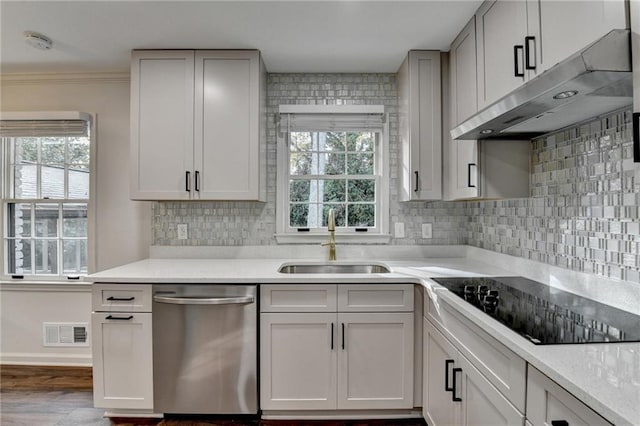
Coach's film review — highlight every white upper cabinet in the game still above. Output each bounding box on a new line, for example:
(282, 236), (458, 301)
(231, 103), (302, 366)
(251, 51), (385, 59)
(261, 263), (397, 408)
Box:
(398, 51), (442, 201)
(526, 0), (628, 77)
(130, 50), (266, 201)
(450, 16), (478, 126)
(476, 0), (529, 109)
(130, 51), (195, 200)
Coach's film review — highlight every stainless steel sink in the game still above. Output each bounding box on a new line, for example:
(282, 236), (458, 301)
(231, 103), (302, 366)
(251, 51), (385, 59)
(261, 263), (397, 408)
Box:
(278, 263), (391, 274)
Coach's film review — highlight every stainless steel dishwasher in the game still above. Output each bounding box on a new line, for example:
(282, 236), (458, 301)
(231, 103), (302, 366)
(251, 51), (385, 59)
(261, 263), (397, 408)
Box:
(152, 284), (257, 414)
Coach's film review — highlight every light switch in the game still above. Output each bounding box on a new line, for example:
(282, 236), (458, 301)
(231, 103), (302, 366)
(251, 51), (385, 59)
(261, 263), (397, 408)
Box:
(177, 224), (188, 240)
(394, 222), (405, 238)
(422, 223), (433, 239)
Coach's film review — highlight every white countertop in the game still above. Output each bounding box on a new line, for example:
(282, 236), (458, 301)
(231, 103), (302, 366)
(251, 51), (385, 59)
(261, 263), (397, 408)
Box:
(87, 245), (640, 425)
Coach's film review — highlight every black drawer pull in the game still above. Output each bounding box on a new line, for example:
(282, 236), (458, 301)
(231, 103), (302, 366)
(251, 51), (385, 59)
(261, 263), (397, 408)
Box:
(341, 323), (345, 350)
(185, 170), (191, 192)
(551, 421), (569, 426)
(195, 170), (200, 192)
(467, 163), (476, 188)
(414, 171), (419, 192)
(445, 359), (455, 391)
(331, 323), (334, 350)
(525, 36), (536, 70)
(105, 315), (133, 321)
(452, 367), (462, 402)
(514, 45), (524, 77)
(107, 296), (135, 301)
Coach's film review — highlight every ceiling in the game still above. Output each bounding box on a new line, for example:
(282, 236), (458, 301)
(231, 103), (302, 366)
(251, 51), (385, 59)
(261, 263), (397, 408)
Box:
(0, 1), (482, 74)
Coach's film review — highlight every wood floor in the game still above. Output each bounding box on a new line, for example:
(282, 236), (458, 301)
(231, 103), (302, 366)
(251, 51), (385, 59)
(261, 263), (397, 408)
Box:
(0, 365), (426, 426)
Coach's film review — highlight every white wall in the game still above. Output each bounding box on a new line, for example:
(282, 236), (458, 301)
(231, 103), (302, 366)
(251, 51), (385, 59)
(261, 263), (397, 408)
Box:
(0, 72), (151, 365)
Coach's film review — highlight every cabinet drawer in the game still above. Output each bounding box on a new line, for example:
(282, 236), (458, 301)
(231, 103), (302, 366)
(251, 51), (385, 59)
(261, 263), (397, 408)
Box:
(338, 284), (414, 312)
(527, 365), (611, 426)
(92, 284), (152, 313)
(426, 291), (526, 413)
(260, 285), (337, 312)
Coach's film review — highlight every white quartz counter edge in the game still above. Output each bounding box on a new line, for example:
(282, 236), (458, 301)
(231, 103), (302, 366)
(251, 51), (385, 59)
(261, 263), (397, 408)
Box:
(416, 278), (638, 426)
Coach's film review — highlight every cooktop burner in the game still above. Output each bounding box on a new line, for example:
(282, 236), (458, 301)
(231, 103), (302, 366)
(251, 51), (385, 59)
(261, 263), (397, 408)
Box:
(431, 276), (640, 345)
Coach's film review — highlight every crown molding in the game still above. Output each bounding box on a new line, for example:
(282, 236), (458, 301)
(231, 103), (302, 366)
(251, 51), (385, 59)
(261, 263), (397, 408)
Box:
(0, 72), (130, 85)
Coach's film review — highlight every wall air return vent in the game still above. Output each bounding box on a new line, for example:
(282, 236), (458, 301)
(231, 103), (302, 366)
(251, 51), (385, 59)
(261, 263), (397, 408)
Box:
(43, 323), (89, 347)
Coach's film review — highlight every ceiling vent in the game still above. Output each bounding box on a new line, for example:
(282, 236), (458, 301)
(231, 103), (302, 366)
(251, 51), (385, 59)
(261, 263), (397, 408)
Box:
(23, 31), (52, 50)
(43, 323), (89, 347)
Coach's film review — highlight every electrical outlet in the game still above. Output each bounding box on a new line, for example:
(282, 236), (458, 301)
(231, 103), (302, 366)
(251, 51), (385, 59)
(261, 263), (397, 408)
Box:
(177, 223), (188, 240)
(394, 222), (405, 238)
(422, 223), (433, 239)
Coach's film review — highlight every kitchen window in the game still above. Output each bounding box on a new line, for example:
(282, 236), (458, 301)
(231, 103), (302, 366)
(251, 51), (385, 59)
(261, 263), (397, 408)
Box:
(276, 105), (390, 243)
(1, 113), (93, 279)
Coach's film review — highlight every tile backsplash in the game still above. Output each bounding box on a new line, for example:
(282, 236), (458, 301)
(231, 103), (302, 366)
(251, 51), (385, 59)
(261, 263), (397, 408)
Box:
(153, 73), (639, 282)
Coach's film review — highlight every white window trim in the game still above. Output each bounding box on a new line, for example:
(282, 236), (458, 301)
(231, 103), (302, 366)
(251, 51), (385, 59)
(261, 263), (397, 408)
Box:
(0, 111), (96, 282)
(275, 105), (390, 244)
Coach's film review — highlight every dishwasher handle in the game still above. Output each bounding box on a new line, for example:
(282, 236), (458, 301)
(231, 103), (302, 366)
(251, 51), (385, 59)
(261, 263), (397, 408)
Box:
(153, 295), (254, 305)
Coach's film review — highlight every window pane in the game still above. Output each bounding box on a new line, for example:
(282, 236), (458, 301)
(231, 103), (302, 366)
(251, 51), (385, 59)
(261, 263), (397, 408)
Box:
(348, 204), (375, 227)
(348, 180), (375, 202)
(290, 132), (313, 152)
(34, 239), (58, 274)
(14, 138), (38, 163)
(63, 239), (87, 273)
(321, 179), (345, 202)
(290, 180), (315, 202)
(35, 204), (59, 237)
(8, 239), (32, 274)
(319, 153), (345, 175)
(13, 164), (37, 198)
(290, 153), (313, 175)
(41, 138), (65, 164)
(68, 164), (90, 198)
(319, 132), (345, 151)
(322, 204), (346, 227)
(41, 165), (65, 198)
(63, 204), (88, 237)
(347, 153), (374, 175)
(347, 132), (374, 152)
(290, 204), (310, 227)
(68, 138), (90, 164)
(8, 203), (31, 237)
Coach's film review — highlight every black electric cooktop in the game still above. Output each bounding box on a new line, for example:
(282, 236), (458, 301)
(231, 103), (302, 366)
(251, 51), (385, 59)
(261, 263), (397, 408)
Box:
(431, 276), (640, 345)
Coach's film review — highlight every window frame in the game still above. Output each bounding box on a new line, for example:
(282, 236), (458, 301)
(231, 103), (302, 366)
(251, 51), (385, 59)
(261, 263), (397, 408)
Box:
(0, 111), (96, 282)
(275, 105), (390, 244)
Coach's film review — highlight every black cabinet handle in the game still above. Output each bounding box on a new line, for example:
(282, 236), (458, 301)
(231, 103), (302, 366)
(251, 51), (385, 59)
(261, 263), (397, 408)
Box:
(514, 45), (524, 77)
(331, 323), (334, 350)
(467, 163), (476, 188)
(445, 359), (455, 391)
(185, 171), (191, 192)
(551, 421), (569, 426)
(633, 112), (639, 163)
(195, 170), (200, 192)
(341, 323), (345, 350)
(105, 315), (134, 321)
(525, 36), (536, 70)
(107, 296), (135, 301)
(414, 171), (419, 192)
(452, 367), (462, 402)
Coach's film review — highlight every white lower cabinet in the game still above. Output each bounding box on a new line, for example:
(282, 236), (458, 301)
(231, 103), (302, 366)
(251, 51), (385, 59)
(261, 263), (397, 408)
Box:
(260, 284), (414, 413)
(423, 318), (524, 426)
(91, 312), (153, 410)
(527, 366), (612, 426)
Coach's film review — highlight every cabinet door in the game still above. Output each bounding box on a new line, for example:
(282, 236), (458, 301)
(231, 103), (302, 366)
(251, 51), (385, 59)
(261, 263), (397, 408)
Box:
(337, 312), (413, 409)
(527, 0), (627, 76)
(398, 51), (442, 201)
(450, 16), (478, 126)
(458, 352), (525, 426)
(260, 313), (337, 410)
(195, 51), (263, 200)
(476, 0), (528, 108)
(92, 312), (153, 409)
(423, 318), (461, 426)
(449, 140), (478, 200)
(130, 50), (194, 200)
(527, 365), (612, 426)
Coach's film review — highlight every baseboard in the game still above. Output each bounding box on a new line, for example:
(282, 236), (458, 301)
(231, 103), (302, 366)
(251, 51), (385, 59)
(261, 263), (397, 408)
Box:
(1, 352), (92, 366)
(261, 408), (423, 420)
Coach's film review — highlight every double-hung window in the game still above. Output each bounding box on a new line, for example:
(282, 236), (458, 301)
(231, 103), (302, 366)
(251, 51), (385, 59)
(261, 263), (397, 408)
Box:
(1, 113), (92, 279)
(276, 105), (389, 243)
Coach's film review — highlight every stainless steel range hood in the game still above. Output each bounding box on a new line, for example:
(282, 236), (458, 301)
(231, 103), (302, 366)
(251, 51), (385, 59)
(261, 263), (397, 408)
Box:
(451, 29), (633, 140)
